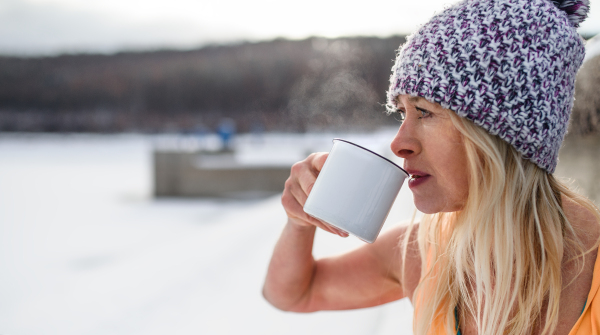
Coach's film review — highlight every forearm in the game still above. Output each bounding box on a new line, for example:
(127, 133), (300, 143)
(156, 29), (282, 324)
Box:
(263, 219), (317, 311)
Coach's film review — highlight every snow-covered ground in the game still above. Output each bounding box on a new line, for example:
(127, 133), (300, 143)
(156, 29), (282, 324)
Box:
(0, 131), (418, 335)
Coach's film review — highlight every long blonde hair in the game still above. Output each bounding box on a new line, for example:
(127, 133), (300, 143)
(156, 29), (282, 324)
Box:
(403, 112), (600, 335)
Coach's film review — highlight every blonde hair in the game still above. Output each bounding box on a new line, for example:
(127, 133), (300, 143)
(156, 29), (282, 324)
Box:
(402, 112), (600, 335)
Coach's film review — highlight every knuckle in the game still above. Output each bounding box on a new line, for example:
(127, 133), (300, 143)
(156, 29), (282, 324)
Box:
(284, 177), (293, 189)
(280, 191), (291, 205)
(290, 161), (303, 174)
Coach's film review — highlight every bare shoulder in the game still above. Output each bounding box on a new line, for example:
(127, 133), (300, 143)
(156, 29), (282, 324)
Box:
(557, 195), (600, 332)
(562, 195), (600, 248)
(371, 223), (422, 301)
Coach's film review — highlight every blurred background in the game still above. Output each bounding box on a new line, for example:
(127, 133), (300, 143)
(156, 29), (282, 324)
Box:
(0, 0), (599, 334)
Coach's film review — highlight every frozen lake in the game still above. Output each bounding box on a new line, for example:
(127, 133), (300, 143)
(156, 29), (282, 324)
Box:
(0, 131), (417, 335)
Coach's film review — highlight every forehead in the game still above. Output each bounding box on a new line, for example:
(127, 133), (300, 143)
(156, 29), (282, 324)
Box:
(396, 95), (427, 106)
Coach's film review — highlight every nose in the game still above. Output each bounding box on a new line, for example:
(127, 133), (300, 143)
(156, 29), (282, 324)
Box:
(390, 121), (421, 159)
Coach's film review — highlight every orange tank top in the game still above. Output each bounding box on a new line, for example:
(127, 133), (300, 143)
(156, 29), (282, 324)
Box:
(421, 247), (600, 334)
(568, 246), (600, 335)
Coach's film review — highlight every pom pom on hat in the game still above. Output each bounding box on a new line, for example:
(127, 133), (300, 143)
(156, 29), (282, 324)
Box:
(551, 0), (590, 27)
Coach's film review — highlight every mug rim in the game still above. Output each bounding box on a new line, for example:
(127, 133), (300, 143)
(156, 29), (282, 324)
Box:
(332, 138), (409, 177)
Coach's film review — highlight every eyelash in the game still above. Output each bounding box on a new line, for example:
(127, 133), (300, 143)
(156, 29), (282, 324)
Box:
(417, 108), (431, 119)
(392, 108), (431, 122)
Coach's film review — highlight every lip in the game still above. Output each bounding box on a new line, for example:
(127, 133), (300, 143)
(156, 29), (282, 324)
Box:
(408, 175), (431, 189)
(404, 168), (431, 189)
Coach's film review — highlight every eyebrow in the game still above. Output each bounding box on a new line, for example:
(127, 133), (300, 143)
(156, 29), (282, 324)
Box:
(408, 96), (424, 104)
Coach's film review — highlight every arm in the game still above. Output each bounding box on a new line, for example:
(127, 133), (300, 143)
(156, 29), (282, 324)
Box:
(262, 153), (421, 312)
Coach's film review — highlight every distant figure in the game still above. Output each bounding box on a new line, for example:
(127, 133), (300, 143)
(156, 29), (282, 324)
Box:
(217, 118), (236, 150)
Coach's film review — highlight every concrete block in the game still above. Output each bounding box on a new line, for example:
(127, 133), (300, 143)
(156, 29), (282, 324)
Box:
(154, 150), (291, 198)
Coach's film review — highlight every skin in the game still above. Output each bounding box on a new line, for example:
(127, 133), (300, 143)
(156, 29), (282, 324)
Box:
(390, 95), (469, 214)
(262, 94), (599, 335)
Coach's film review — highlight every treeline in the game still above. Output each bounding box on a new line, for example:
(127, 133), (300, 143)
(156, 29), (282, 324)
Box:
(0, 36), (406, 133)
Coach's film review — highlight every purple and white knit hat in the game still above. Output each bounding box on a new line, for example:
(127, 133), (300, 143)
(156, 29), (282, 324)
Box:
(387, 0), (590, 173)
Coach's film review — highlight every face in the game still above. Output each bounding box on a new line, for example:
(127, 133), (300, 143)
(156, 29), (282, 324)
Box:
(390, 95), (469, 214)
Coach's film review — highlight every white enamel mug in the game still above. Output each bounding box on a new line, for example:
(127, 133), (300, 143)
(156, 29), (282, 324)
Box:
(303, 139), (409, 243)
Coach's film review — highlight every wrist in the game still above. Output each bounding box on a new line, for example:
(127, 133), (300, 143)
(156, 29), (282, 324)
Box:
(286, 218), (317, 233)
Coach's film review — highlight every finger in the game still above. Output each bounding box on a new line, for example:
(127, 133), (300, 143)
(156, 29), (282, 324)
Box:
(299, 153), (328, 195)
(287, 179), (345, 236)
(299, 210), (347, 237)
(296, 170), (316, 200)
(316, 221), (347, 237)
(289, 160), (313, 197)
(311, 152), (329, 174)
(321, 221), (349, 237)
(289, 179), (309, 207)
(285, 199), (344, 236)
(282, 191), (322, 226)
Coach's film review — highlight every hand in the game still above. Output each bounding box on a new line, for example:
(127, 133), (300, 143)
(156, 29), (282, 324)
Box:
(281, 153), (349, 237)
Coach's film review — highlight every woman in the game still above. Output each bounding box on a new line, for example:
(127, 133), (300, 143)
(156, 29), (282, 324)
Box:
(263, 0), (600, 334)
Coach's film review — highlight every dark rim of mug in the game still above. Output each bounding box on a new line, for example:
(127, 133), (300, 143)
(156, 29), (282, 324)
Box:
(332, 138), (409, 177)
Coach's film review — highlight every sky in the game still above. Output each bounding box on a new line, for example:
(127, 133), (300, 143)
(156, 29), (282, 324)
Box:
(1, 0), (599, 56)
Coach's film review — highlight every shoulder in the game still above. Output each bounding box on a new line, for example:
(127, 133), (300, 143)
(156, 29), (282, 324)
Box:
(562, 195), (600, 249)
(559, 195), (600, 324)
(370, 223), (423, 301)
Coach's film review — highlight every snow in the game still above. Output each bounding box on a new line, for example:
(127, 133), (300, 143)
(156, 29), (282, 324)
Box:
(0, 131), (417, 335)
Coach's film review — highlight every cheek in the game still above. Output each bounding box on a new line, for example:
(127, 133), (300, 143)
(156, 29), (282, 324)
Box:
(442, 145), (469, 201)
(425, 133), (469, 200)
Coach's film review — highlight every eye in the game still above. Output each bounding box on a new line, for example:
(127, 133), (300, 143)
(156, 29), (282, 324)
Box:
(417, 108), (431, 119)
(391, 109), (406, 123)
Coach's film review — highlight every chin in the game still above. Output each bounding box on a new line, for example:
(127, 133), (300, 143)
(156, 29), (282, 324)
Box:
(413, 197), (464, 214)
(413, 198), (441, 214)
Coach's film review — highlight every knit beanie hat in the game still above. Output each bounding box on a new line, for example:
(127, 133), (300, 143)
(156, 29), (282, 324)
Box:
(387, 0), (589, 173)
